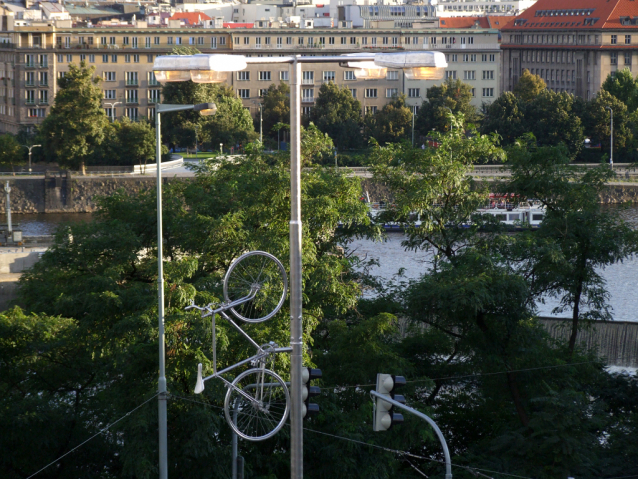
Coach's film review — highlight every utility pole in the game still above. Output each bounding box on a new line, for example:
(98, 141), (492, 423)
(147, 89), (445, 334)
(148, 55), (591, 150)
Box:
(606, 106), (613, 169)
(22, 144), (41, 173)
(4, 181), (11, 235)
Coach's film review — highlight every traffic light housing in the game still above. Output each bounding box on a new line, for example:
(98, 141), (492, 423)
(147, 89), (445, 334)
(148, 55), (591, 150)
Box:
(373, 373), (406, 431)
(302, 367), (322, 418)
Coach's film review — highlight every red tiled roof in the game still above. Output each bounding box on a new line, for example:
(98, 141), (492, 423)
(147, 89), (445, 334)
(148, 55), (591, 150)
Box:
(223, 22), (254, 29)
(439, 16), (490, 29)
(487, 15), (516, 30)
(169, 12), (212, 25)
(502, 0), (638, 30)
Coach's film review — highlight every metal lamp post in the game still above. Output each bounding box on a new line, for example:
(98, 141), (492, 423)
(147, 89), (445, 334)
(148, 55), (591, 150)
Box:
(411, 96), (426, 147)
(253, 100), (263, 144)
(104, 101), (122, 122)
(22, 144), (41, 173)
(155, 102), (217, 479)
(606, 106), (613, 169)
(153, 51), (446, 479)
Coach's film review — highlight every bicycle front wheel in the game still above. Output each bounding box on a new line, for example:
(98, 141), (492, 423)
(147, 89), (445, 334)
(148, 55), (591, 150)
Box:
(223, 251), (288, 323)
(224, 368), (290, 441)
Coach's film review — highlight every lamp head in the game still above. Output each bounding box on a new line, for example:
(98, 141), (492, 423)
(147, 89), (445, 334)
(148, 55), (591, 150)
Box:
(153, 54), (247, 84)
(194, 102), (217, 116)
(374, 51), (447, 80)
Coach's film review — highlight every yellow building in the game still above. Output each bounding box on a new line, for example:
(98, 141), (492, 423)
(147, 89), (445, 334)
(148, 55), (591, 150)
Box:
(0, 13), (501, 135)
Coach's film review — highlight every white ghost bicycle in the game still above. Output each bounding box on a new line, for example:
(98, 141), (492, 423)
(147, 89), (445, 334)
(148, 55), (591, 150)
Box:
(186, 250), (291, 441)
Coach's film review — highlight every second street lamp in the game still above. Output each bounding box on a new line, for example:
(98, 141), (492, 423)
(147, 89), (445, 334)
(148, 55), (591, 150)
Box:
(154, 101), (216, 479)
(22, 144), (41, 173)
(153, 51), (446, 479)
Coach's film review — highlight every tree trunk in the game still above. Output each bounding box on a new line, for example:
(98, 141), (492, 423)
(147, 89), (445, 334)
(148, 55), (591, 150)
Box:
(81, 161), (86, 176)
(506, 371), (530, 428)
(568, 279), (583, 357)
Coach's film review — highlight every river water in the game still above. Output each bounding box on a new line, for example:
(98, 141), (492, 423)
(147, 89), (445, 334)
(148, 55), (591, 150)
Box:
(349, 204), (638, 323)
(10, 206), (638, 322)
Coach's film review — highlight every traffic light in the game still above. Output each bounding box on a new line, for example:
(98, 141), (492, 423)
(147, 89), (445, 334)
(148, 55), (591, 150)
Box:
(302, 367), (322, 418)
(373, 373), (406, 431)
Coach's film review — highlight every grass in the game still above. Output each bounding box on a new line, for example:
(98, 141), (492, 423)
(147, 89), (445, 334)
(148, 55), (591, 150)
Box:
(182, 152), (216, 159)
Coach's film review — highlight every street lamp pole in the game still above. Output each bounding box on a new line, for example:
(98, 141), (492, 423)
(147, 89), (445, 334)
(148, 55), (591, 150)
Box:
(289, 57), (304, 479)
(155, 102), (217, 479)
(22, 144), (41, 173)
(104, 101), (122, 122)
(606, 106), (613, 169)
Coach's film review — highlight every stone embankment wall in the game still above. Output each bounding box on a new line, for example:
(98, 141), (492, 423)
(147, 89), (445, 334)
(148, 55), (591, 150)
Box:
(540, 318), (638, 368)
(361, 178), (638, 204)
(0, 174), (176, 214)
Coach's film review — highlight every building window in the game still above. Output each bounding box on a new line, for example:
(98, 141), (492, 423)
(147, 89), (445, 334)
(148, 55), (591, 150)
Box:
(302, 88), (314, 102)
(482, 88), (494, 97)
(349, 88), (357, 98)
(383, 37), (389, 45)
(66, 54), (72, 63)
(244, 37), (249, 45)
(365, 88), (377, 98)
(125, 54), (131, 63)
(446, 71), (457, 80)
(344, 71), (356, 80)
(102, 54), (109, 63)
(462, 54), (469, 62)
(28, 108), (45, 118)
(133, 54), (140, 63)
(611, 35), (617, 45)
(237, 71), (250, 81)
(126, 72), (138, 86)
(302, 106), (312, 116)
(280, 71), (289, 81)
(111, 55), (118, 63)
(626, 35), (632, 45)
(323, 71), (335, 82)
(26, 90), (35, 104)
(80, 54), (86, 62)
(302, 71), (314, 84)
(350, 37), (356, 44)
(104, 72), (116, 82)
(386, 71), (399, 80)
(611, 52), (618, 65)
(386, 88), (398, 98)
(482, 70), (494, 80)
(365, 105), (377, 115)
(39, 72), (48, 86)
(463, 71), (475, 80)
(148, 90), (161, 103)
(450, 54), (458, 62)
(89, 54), (95, 63)
(625, 52), (632, 65)
(259, 71), (271, 81)
(408, 88), (420, 98)
(471, 88), (475, 97)
(238, 89), (250, 99)
(104, 89), (116, 99)
(126, 90), (138, 104)
(126, 107), (138, 121)
(148, 72), (159, 86)
(470, 54), (476, 62)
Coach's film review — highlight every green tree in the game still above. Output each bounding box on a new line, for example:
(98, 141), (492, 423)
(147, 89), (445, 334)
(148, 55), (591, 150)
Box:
(114, 118), (159, 169)
(414, 78), (479, 136)
(523, 89), (585, 156)
(601, 67), (638, 111)
(480, 91), (527, 144)
(0, 134), (23, 172)
(513, 68), (547, 102)
(12, 132), (377, 478)
(364, 94), (413, 145)
(160, 47), (256, 149)
(310, 82), (363, 149)
(505, 138), (638, 355)
(261, 82), (290, 141)
(39, 61), (109, 173)
(583, 89), (633, 155)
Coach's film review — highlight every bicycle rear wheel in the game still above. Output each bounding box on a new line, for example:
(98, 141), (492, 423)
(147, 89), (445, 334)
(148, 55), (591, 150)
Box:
(224, 368), (290, 441)
(223, 251), (287, 323)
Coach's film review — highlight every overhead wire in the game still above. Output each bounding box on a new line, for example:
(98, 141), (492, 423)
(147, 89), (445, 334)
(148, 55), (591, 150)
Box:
(26, 392), (159, 479)
(318, 360), (597, 391)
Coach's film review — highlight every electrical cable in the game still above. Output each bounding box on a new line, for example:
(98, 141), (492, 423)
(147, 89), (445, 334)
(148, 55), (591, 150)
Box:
(318, 361), (597, 391)
(26, 392), (159, 479)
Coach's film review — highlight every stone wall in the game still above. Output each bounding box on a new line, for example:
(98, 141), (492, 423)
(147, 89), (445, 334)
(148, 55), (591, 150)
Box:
(0, 175), (185, 214)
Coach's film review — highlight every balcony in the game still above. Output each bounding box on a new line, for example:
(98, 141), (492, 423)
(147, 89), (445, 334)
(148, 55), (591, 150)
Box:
(25, 63), (37, 69)
(39, 99), (49, 105)
(39, 81), (48, 87)
(39, 62), (48, 68)
(126, 80), (139, 86)
(25, 99), (35, 105)
(148, 80), (160, 86)
(125, 98), (139, 104)
(25, 81), (35, 87)
(301, 96), (315, 103)
(302, 79), (314, 85)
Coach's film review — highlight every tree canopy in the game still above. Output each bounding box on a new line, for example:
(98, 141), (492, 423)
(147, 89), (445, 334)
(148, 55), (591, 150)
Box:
(601, 67), (638, 111)
(310, 82), (363, 149)
(39, 61), (110, 172)
(513, 68), (547, 102)
(364, 94), (413, 145)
